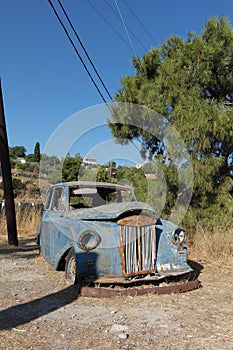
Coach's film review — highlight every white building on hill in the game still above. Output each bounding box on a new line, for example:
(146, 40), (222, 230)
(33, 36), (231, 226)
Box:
(83, 156), (97, 166)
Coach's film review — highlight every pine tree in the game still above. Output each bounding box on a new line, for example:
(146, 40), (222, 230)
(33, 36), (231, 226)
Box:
(34, 142), (41, 163)
(109, 17), (233, 221)
(62, 153), (83, 181)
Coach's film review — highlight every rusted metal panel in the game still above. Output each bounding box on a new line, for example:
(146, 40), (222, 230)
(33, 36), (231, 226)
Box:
(118, 215), (156, 226)
(80, 278), (201, 297)
(118, 224), (126, 274)
(118, 217), (156, 276)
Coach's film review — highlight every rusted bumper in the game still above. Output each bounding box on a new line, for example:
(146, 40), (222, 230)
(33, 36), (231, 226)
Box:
(80, 278), (201, 297)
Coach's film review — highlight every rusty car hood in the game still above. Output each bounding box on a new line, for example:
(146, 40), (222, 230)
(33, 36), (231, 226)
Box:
(68, 201), (154, 220)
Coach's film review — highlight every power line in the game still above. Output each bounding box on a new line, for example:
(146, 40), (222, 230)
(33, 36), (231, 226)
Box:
(103, 0), (150, 77)
(114, 0), (138, 58)
(103, 0), (148, 52)
(85, 0), (133, 52)
(86, 0), (147, 77)
(56, 0), (112, 101)
(121, 0), (159, 47)
(86, 0), (148, 53)
(46, 0), (156, 158)
(47, 0), (111, 105)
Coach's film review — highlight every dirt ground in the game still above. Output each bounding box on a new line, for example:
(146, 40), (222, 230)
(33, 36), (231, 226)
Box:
(0, 235), (233, 350)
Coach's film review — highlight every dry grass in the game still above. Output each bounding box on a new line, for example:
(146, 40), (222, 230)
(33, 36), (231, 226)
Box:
(189, 218), (233, 265)
(0, 206), (42, 238)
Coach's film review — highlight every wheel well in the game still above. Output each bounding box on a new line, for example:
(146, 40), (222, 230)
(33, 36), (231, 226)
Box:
(57, 247), (73, 271)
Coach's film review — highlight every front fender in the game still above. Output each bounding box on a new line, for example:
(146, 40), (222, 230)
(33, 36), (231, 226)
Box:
(156, 219), (192, 274)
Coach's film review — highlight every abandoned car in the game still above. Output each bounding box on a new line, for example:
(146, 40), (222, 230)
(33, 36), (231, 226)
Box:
(37, 181), (193, 286)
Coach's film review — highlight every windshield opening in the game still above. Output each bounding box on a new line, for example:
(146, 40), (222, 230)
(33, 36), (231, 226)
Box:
(69, 185), (135, 209)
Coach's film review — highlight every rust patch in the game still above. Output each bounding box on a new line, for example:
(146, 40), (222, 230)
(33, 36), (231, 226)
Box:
(117, 215), (156, 227)
(118, 217), (156, 277)
(80, 278), (201, 297)
(118, 224), (126, 274)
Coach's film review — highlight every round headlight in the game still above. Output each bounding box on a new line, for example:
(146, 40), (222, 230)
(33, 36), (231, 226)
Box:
(171, 228), (186, 245)
(78, 230), (100, 251)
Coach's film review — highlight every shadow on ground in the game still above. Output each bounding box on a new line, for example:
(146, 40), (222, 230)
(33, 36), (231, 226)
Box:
(0, 284), (80, 331)
(0, 237), (39, 259)
(188, 259), (204, 279)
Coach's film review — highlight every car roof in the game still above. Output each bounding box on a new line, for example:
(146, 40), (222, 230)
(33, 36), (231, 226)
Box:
(52, 181), (134, 191)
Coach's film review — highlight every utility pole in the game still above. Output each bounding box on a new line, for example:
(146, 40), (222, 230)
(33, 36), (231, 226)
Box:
(0, 81), (18, 246)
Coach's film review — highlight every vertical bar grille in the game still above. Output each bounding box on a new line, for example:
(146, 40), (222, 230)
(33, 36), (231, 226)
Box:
(118, 216), (156, 276)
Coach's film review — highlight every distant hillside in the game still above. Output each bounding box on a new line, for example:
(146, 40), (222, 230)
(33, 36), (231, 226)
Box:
(0, 174), (40, 202)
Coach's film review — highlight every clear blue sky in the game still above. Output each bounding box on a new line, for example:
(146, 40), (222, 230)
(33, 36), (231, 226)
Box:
(0, 0), (232, 164)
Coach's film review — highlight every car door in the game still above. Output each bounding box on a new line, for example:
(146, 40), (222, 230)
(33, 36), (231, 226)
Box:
(40, 186), (67, 266)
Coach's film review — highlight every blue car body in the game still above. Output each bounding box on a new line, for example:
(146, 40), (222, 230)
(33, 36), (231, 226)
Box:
(38, 181), (192, 284)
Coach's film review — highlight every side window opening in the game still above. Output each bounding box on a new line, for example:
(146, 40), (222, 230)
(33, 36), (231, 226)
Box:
(44, 189), (53, 210)
(51, 187), (65, 211)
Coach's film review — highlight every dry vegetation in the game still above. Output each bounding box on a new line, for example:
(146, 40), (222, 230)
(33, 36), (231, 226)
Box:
(188, 219), (233, 266)
(0, 207), (42, 238)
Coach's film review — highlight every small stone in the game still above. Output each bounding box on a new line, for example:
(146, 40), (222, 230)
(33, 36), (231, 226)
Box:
(110, 324), (129, 333)
(119, 333), (129, 339)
